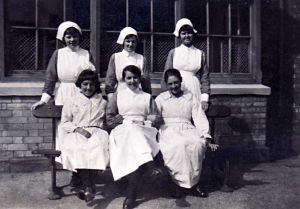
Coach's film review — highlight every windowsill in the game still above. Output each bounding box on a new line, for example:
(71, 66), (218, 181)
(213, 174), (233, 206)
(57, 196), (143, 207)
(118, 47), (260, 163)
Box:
(0, 82), (271, 96)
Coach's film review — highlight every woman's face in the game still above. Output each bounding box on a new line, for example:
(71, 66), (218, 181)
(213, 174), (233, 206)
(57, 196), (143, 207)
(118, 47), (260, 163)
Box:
(179, 29), (194, 47)
(167, 75), (182, 96)
(80, 80), (96, 98)
(123, 35), (137, 53)
(64, 31), (80, 50)
(123, 71), (140, 91)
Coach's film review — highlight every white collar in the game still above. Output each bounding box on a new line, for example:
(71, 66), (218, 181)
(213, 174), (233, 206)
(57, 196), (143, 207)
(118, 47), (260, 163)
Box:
(179, 44), (196, 51)
(161, 90), (193, 101)
(121, 49), (136, 57)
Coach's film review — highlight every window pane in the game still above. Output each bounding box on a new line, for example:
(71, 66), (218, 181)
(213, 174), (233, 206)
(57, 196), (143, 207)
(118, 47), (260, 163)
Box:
(209, 38), (229, 73)
(153, 35), (175, 72)
(193, 36), (207, 54)
(185, 0), (207, 34)
(80, 31), (91, 50)
(102, 0), (126, 31)
(5, 0), (35, 26)
(38, 30), (56, 70)
(129, 0), (150, 32)
(231, 38), (249, 73)
(38, 0), (63, 28)
(6, 29), (36, 72)
(209, 0), (228, 35)
(69, 0), (91, 30)
(153, 0), (174, 33)
(231, 0), (250, 36)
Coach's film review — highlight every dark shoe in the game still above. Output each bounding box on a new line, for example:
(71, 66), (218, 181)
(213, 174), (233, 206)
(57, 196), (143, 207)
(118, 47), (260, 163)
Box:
(195, 185), (208, 198)
(84, 187), (94, 202)
(123, 198), (135, 209)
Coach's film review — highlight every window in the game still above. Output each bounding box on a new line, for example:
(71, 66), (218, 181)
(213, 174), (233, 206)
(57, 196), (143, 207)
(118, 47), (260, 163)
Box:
(3, 0), (91, 79)
(185, 0), (260, 83)
(101, 0), (175, 79)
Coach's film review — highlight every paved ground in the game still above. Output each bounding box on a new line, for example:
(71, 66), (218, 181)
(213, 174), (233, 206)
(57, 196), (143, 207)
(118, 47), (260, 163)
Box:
(1, 155), (300, 209)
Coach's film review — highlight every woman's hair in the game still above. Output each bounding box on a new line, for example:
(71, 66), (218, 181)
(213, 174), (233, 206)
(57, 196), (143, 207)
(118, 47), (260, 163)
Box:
(179, 25), (195, 35)
(124, 34), (138, 43)
(122, 65), (142, 80)
(164, 68), (182, 83)
(75, 69), (101, 93)
(61, 27), (82, 45)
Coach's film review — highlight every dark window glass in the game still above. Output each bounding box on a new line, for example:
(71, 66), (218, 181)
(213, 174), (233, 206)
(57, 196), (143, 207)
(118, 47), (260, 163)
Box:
(209, 0), (228, 35)
(71, 0), (91, 29)
(102, 0), (126, 30)
(5, 0), (35, 26)
(38, 30), (57, 70)
(231, 0), (250, 36)
(153, 0), (174, 33)
(38, 0), (63, 28)
(129, 0), (150, 31)
(185, 0), (207, 34)
(209, 38), (229, 73)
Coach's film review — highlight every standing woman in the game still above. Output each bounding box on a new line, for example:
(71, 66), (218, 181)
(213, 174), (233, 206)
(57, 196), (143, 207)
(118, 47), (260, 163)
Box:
(105, 27), (152, 100)
(106, 65), (162, 209)
(31, 21), (95, 185)
(163, 18), (210, 111)
(156, 69), (218, 198)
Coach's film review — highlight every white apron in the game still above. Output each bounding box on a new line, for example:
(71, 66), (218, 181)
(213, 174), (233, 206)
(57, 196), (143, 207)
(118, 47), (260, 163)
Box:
(109, 87), (159, 180)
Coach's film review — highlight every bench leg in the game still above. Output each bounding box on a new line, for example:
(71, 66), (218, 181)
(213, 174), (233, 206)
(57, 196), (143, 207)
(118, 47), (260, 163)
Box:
(48, 157), (61, 200)
(220, 159), (234, 193)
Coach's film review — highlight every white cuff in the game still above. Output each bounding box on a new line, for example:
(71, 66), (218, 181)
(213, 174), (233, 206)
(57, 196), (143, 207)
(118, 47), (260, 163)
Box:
(201, 93), (209, 102)
(41, 93), (51, 103)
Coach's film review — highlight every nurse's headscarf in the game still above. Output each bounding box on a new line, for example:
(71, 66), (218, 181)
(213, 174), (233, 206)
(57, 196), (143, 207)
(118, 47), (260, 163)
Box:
(116, 27), (138, 45)
(56, 21), (82, 41)
(173, 18), (197, 37)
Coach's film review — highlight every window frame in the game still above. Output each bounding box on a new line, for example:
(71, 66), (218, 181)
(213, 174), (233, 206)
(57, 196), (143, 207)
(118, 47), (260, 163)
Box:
(182, 0), (261, 84)
(0, 0), (93, 81)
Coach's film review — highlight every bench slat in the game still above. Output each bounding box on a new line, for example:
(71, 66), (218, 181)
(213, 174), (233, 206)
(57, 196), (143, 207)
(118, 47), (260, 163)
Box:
(206, 105), (231, 118)
(32, 105), (62, 119)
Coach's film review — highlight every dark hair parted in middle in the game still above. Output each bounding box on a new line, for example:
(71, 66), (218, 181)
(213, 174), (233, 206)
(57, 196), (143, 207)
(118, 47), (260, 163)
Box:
(179, 25), (195, 35)
(75, 69), (101, 93)
(122, 65), (142, 80)
(61, 27), (82, 45)
(164, 68), (183, 83)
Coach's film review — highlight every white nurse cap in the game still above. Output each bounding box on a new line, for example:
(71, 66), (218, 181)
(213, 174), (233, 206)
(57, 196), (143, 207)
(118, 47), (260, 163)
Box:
(173, 18), (197, 37)
(56, 21), (82, 41)
(116, 27), (138, 45)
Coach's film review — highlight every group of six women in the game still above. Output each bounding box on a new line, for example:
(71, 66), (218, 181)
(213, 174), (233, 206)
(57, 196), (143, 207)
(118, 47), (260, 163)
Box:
(31, 18), (218, 209)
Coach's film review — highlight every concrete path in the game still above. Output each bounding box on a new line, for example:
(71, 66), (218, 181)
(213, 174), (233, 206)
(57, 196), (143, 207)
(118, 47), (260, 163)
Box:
(1, 156), (300, 209)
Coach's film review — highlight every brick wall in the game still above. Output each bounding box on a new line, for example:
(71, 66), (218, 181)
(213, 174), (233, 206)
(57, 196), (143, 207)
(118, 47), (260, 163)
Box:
(0, 94), (269, 172)
(0, 96), (52, 172)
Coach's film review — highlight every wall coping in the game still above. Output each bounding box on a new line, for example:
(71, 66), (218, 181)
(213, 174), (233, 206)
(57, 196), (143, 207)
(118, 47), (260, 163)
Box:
(0, 82), (271, 96)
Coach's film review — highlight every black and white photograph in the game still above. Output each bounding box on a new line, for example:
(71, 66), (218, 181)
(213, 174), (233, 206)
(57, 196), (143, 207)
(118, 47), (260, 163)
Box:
(0, 0), (300, 209)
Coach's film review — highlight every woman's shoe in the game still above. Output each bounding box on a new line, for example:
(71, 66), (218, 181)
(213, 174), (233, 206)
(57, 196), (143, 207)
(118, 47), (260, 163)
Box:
(84, 187), (94, 202)
(123, 198), (135, 209)
(194, 185), (208, 198)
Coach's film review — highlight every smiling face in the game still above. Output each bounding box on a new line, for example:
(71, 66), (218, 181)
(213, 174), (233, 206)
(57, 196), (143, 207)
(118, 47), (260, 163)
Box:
(167, 75), (182, 97)
(123, 70), (140, 91)
(179, 26), (194, 47)
(80, 80), (96, 98)
(63, 28), (80, 50)
(123, 35), (137, 53)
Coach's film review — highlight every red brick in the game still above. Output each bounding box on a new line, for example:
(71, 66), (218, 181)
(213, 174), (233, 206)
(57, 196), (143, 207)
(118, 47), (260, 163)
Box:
(0, 137), (13, 143)
(3, 130), (28, 137)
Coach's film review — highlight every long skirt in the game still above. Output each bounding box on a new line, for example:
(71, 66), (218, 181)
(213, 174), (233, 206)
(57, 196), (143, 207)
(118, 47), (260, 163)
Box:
(158, 122), (206, 188)
(60, 127), (109, 172)
(109, 122), (159, 181)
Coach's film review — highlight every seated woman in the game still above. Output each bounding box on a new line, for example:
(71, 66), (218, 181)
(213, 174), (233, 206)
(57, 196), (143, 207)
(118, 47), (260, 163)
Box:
(155, 69), (218, 198)
(60, 70), (109, 202)
(106, 65), (163, 209)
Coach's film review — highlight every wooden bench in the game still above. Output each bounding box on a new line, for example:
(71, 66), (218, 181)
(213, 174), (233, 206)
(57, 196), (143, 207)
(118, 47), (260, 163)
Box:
(31, 105), (63, 200)
(205, 105), (233, 192)
(31, 104), (232, 199)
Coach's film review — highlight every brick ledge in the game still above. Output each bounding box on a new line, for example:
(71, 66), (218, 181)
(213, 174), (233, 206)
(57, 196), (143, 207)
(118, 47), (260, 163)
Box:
(0, 82), (271, 96)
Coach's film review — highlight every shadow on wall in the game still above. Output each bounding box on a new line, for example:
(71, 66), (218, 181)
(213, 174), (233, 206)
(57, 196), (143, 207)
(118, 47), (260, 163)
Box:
(261, 0), (299, 160)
